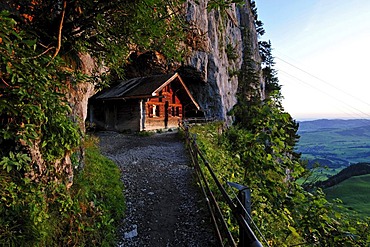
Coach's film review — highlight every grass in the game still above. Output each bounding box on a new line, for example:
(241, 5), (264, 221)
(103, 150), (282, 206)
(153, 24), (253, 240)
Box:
(324, 174), (370, 217)
(297, 167), (345, 185)
(71, 136), (126, 245)
(0, 136), (125, 246)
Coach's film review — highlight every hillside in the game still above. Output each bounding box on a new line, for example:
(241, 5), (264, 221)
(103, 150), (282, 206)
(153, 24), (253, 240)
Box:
(298, 120), (370, 217)
(324, 174), (370, 217)
(298, 119), (370, 133)
(316, 163), (370, 188)
(296, 119), (370, 167)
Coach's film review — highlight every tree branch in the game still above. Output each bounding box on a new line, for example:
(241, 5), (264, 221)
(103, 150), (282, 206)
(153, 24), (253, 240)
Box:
(49, 0), (67, 64)
(27, 46), (55, 60)
(1, 77), (11, 87)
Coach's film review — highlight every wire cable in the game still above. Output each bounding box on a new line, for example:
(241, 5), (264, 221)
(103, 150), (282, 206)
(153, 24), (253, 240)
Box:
(278, 69), (370, 119)
(276, 56), (370, 108)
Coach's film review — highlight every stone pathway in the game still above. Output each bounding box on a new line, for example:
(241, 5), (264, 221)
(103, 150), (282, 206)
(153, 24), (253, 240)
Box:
(97, 131), (216, 247)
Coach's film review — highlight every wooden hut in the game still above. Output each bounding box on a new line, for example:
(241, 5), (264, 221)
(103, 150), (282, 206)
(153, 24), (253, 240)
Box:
(88, 73), (200, 132)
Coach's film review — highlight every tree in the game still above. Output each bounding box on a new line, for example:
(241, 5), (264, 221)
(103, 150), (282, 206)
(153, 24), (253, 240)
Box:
(2, 0), (186, 79)
(226, 6), (368, 244)
(0, 1), (188, 244)
(259, 40), (281, 96)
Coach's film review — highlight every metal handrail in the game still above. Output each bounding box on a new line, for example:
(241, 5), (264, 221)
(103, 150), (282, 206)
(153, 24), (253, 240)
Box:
(180, 122), (265, 247)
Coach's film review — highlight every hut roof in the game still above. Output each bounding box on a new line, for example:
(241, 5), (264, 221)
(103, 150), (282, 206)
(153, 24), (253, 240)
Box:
(93, 73), (200, 110)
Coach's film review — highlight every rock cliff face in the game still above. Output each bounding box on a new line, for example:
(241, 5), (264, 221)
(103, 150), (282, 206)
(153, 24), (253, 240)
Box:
(182, 0), (263, 122)
(85, 1), (263, 126)
(67, 53), (98, 132)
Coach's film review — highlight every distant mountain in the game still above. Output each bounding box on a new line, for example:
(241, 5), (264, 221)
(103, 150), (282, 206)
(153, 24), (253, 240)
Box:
(316, 163), (370, 188)
(298, 119), (370, 133)
(296, 119), (370, 168)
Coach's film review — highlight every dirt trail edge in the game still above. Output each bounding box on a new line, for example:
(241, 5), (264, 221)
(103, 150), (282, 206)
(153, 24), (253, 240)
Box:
(97, 131), (216, 247)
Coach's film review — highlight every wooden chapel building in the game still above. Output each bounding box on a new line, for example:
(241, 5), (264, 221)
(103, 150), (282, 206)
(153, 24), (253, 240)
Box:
(88, 73), (200, 132)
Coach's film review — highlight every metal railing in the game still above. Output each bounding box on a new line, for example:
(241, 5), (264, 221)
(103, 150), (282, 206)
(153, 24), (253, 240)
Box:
(183, 117), (217, 125)
(180, 122), (266, 247)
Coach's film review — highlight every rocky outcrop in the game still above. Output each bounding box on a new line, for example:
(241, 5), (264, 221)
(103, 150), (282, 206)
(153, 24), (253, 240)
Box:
(66, 53), (102, 132)
(182, 0), (263, 122)
(121, 1), (263, 123)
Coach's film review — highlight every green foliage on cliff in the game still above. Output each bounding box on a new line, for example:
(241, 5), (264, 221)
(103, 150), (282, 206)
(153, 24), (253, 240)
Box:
(0, 0), (186, 245)
(191, 122), (369, 246)
(208, 0), (245, 10)
(190, 1), (369, 244)
(0, 135), (125, 246)
(0, 9), (81, 171)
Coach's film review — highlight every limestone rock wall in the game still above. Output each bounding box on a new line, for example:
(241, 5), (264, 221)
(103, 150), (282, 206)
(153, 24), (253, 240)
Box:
(183, 0), (263, 122)
(66, 53), (97, 133)
(82, 1), (263, 127)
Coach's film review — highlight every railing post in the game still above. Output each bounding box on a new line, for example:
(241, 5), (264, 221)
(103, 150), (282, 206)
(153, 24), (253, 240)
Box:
(227, 182), (250, 246)
(227, 182), (263, 247)
(238, 187), (251, 247)
(182, 123), (264, 247)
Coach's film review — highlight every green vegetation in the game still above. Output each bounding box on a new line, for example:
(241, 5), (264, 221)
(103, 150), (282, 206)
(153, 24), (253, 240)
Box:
(325, 174), (370, 217)
(301, 163), (370, 217)
(188, 3), (369, 244)
(71, 137), (125, 245)
(191, 123), (369, 246)
(0, 137), (125, 246)
(208, 0), (245, 11)
(298, 120), (370, 218)
(315, 163), (370, 188)
(297, 166), (344, 184)
(1, 1), (185, 245)
(297, 120), (370, 167)
(225, 43), (239, 61)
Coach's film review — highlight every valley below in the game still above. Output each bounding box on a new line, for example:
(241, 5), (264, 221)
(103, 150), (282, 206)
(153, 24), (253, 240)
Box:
(297, 119), (370, 168)
(296, 119), (370, 217)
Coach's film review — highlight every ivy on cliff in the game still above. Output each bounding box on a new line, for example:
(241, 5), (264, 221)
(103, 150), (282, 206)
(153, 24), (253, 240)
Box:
(211, 1), (369, 245)
(0, 11), (83, 245)
(0, 0), (187, 245)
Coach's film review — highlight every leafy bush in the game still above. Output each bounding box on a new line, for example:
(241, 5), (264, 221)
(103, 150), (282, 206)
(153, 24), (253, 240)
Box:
(0, 136), (125, 246)
(190, 123), (370, 246)
(1, 1), (184, 244)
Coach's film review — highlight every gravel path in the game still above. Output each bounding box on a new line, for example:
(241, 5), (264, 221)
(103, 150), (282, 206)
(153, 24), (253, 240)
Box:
(97, 131), (216, 247)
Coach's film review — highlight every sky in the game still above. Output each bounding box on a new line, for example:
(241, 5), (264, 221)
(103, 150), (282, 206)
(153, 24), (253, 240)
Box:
(255, 0), (370, 120)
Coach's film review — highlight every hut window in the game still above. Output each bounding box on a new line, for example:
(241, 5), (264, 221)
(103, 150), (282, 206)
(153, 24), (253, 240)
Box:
(152, 105), (157, 117)
(159, 91), (162, 102)
(176, 107), (180, 116)
(172, 107), (175, 116)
